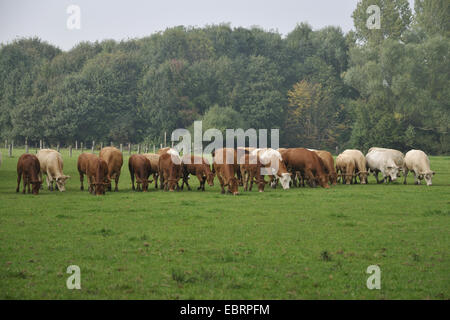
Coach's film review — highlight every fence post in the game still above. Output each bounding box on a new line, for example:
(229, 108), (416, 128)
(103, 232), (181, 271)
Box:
(75, 140), (78, 150)
(57, 142), (60, 153)
(8, 144), (12, 157)
(110, 141), (113, 147)
(91, 140), (95, 153)
(128, 143), (131, 156)
(153, 145), (155, 153)
(4, 139), (7, 150)
(40, 140), (42, 149)
(164, 132), (167, 147)
(69, 145), (72, 158)
(120, 143), (123, 153)
(25, 138), (28, 154)
(81, 142), (84, 153)
(137, 144), (141, 154)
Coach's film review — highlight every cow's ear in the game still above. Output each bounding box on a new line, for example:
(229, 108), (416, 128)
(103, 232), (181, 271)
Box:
(432, 171), (435, 175)
(64, 175), (71, 180)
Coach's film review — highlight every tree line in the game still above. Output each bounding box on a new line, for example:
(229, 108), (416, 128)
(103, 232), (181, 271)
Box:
(0, 0), (448, 154)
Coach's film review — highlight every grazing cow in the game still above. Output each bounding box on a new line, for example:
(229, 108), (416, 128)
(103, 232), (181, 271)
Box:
(143, 153), (160, 189)
(281, 148), (329, 188)
(278, 148), (301, 187)
(36, 149), (70, 191)
(368, 147), (404, 177)
(341, 149), (368, 184)
(366, 149), (401, 183)
(313, 150), (338, 185)
(99, 147), (123, 192)
(180, 155), (215, 191)
(158, 152), (183, 191)
(77, 153), (109, 195)
(239, 153), (267, 192)
(16, 154), (42, 195)
(251, 148), (291, 189)
(128, 154), (153, 192)
(403, 150), (435, 186)
(213, 148), (240, 195)
(336, 153), (356, 185)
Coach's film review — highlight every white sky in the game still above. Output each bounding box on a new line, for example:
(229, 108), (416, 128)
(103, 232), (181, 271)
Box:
(0, 0), (415, 51)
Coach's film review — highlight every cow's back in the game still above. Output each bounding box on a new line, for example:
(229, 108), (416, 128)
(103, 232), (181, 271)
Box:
(100, 147), (123, 176)
(404, 150), (430, 172)
(143, 153), (160, 173)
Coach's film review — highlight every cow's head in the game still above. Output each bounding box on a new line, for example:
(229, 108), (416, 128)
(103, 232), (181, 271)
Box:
(31, 180), (42, 195)
(278, 172), (291, 190)
(55, 175), (70, 192)
(167, 178), (179, 192)
(358, 171), (368, 184)
(257, 177), (267, 192)
(137, 178), (153, 192)
(319, 175), (330, 188)
(226, 177), (239, 195)
(386, 166), (399, 181)
(206, 172), (215, 187)
(421, 171), (435, 186)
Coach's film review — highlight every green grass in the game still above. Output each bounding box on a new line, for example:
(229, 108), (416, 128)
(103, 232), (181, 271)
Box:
(0, 148), (449, 299)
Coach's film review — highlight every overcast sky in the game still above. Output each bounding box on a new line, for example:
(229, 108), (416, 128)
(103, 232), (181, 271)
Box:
(0, 0), (415, 51)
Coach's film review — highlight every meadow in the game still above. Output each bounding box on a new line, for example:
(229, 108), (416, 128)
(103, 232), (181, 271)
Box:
(0, 148), (448, 299)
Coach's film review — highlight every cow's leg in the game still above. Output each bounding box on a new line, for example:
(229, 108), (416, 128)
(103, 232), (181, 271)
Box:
(16, 168), (22, 193)
(25, 175), (30, 194)
(217, 173), (226, 194)
(374, 171), (381, 184)
(403, 168), (409, 184)
(79, 171), (84, 190)
(184, 173), (192, 191)
(413, 172), (419, 185)
(114, 173), (120, 192)
(195, 174), (203, 191)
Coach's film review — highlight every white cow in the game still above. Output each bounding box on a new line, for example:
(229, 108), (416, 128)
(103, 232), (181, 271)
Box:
(366, 149), (401, 183)
(342, 149), (369, 184)
(36, 149), (70, 191)
(403, 150), (435, 186)
(368, 147), (404, 176)
(250, 148), (291, 189)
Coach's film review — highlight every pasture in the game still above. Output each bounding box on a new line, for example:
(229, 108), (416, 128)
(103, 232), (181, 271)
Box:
(0, 148), (448, 299)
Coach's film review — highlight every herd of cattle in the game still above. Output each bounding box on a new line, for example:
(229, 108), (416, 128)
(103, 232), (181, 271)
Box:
(14, 146), (435, 195)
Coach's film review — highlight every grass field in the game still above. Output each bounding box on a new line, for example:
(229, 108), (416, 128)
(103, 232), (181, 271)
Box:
(0, 148), (448, 300)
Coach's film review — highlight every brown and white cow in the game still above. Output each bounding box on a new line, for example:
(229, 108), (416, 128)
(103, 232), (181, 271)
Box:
(282, 148), (330, 188)
(158, 152), (183, 191)
(128, 154), (153, 192)
(77, 153), (109, 195)
(239, 153), (267, 192)
(16, 154), (42, 195)
(181, 155), (215, 191)
(251, 148), (291, 189)
(99, 147), (123, 192)
(212, 148), (240, 195)
(143, 153), (160, 189)
(36, 149), (70, 191)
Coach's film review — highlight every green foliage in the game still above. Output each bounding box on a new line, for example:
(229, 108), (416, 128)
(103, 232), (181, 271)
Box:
(0, 3), (448, 154)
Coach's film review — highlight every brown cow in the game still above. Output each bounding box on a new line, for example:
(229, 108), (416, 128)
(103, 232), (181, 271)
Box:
(77, 153), (109, 195)
(278, 148), (302, 187)
(143, 153), (160, 189)
(239, 153), (266, 192)
(99, 147), (123, 192)
(158, 152), (183, 191)
(180, 155), (215, 191)
(128, 154), (153, 192)
(212, 148), (240, 195)
(16, 154), (42, 195)
(281, 148), (330, 188)
(313, 150), (337, 185)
